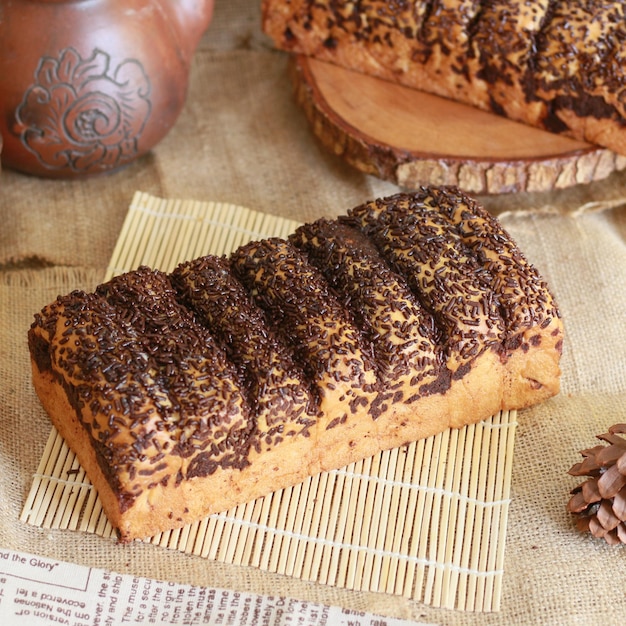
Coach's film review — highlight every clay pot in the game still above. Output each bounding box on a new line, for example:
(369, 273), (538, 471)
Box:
(0, 0), (214, 178)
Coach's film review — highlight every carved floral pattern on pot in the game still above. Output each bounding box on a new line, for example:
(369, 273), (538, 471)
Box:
(15, 47), (151, 174)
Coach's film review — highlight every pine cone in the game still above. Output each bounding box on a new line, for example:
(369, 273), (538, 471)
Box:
(567, 424), (626, 545)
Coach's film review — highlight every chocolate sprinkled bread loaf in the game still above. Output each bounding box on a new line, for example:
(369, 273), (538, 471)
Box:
(28, 188), (563, 541)
(261, 0), (626, 155)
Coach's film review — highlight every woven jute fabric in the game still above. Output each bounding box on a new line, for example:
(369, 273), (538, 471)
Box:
(2, 1), (626, 624)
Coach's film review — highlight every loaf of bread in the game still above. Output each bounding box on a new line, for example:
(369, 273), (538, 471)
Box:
(28, 187), (563, 541)
(262, 0), (626, 156)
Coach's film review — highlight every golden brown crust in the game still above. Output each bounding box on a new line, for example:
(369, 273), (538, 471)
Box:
(261, 0), (626, 155)
(28, 187), (563, 541)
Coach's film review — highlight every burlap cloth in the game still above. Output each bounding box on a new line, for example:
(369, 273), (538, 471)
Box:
(2, 2), (625, 624)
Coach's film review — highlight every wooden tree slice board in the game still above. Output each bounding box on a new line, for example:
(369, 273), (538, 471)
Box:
(291, 55), (626, 195)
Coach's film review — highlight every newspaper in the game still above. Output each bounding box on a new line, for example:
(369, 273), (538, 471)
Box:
(0, 549), (434, 626)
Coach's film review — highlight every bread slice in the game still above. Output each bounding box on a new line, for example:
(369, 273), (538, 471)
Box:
(28, 187), (563, 541)
(261, 0), (626, 155)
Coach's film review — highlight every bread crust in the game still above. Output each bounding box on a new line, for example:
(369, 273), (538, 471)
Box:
(28, 188), (563, 541)
(261, 0), (626, 155)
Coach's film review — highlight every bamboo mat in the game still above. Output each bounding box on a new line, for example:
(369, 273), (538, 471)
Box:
(22, 191), (518, 612)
